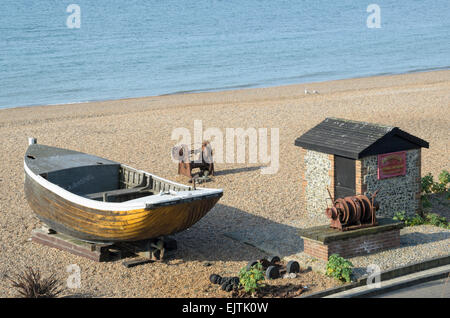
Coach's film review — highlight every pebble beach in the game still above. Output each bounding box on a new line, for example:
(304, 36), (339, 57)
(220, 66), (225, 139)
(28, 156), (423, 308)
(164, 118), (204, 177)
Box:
(0, 70), (449, 297)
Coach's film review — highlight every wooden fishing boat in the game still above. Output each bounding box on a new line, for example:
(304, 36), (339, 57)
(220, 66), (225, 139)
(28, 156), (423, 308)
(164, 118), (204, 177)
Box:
(24, 139), (223, 242)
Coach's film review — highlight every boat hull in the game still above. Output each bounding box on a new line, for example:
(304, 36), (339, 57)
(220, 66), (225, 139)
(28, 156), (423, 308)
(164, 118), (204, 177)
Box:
(24, 172), (221, 242)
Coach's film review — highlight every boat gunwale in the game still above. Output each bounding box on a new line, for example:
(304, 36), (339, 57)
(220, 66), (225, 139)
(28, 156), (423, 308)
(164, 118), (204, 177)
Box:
(24, 159), (223, 213)
(25, 175), (222, 241)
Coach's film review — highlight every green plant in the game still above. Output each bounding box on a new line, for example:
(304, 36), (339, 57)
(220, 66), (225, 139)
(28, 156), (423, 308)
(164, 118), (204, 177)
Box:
(438, 170), (450, 200)
(393, 211), (449, 229)
(326, 254), (353, 283)
(238, 262), (265, 295)
(393, 211), (407, 223)
(393, 211), (423, 226)
(421, 173), (435, 195)
(438, 170), (450, 186)
(425, 213), (449, 229)
(9, 267), (63, 298)
(409, 214), (425, 226)
(420, 170), (450, 213)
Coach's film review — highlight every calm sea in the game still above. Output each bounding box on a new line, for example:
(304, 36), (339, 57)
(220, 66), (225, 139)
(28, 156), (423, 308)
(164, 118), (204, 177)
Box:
(1, 0), (449, 109)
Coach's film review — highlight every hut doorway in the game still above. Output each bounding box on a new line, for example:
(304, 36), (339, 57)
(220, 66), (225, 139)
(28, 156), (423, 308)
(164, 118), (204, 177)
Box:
(334, 155), (355, 198)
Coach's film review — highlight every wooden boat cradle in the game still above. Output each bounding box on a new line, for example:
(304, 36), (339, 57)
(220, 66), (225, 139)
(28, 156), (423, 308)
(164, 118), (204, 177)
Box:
(31, 226), (178, 266)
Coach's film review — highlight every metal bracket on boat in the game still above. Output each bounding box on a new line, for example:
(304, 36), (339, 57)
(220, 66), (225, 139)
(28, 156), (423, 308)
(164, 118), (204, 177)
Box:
(159, 190), (178, 196)
(41, 225), (56, 235)
(28, 137), (37, 145)
(149, 239), (165, 261)
(135, 237), (170, 261)
(192, 175), (211, 185)
(121, 237), (177, 268)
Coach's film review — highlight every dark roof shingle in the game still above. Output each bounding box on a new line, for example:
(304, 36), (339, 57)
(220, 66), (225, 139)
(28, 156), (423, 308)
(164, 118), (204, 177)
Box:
(294, 118), (429, 159)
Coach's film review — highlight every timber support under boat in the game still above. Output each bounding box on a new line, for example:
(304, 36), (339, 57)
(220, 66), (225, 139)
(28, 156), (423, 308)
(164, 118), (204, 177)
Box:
(31, 226), (177, 266)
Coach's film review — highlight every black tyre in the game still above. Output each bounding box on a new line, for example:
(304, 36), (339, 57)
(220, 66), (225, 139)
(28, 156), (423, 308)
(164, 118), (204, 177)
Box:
(268, 256), (280, 265)
(266, 265), (279, 279)
(209, 274), (219, 284)
(222, 277), (231, 284)
(216, 276), (223, 284)
(246, 260), (259, 271)
(259, 258), (271, 269)
(286, 261), (300, 274)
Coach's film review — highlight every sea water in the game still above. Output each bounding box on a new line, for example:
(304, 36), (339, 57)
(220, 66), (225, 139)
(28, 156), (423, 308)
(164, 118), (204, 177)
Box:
(1, 0), (449, 109)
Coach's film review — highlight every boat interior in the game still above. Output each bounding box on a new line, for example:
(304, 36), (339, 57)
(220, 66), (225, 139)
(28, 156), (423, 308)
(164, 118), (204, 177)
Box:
(26, 144), (192, 203)
(45, 164), (192, 202)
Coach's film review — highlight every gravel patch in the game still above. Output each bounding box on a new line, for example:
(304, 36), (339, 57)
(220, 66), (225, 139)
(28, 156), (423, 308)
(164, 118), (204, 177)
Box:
(0, 71), (449, 297)
(287, 225), (450, 280)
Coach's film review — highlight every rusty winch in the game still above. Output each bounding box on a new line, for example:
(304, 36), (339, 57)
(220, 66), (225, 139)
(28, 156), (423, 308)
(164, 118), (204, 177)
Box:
(172, 141), (214, 181)
(325, 189), (380, 231)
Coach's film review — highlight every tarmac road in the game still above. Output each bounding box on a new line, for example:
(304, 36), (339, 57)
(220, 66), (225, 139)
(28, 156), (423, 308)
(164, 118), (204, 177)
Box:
(372, 277), (450, 298)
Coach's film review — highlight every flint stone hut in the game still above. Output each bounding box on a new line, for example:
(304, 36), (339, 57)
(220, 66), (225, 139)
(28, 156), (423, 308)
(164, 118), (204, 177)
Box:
(295, 118), (429, 222)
